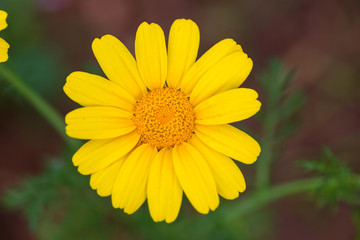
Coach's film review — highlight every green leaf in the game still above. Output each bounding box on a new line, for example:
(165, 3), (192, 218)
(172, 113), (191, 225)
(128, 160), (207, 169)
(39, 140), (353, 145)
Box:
(298, 148), (360, 208)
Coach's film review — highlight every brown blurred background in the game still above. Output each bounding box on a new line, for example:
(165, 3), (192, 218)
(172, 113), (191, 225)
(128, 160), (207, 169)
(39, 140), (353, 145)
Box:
(1, 0), (359, 239)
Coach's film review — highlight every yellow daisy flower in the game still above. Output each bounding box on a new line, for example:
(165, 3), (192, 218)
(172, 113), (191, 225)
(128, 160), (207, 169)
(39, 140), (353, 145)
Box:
(64, 19), (261, 223)
(0, 10), (10, 62)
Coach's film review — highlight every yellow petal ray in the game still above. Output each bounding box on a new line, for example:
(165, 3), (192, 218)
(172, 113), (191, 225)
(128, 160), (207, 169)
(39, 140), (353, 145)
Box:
(167, 19), (199, 89)
(112, 144), (157, 214)
(65, 106), (135, 140)
(195, 124), (260, 164)
(188, 135), (246, 199)
(73, 131), (140, 175)
(195, 88), (261, 125)
(172, 142), (219, 214)
(92, 34), (147, 100)
(0, 10), (7, 31)
(90, 158), (126, 197)
(190, 51), (253, 106)
(135, 22), (167, 90)
(0, 37), (9, 63)
(147, 148), (182, 223)
(180, 38), (242, 95)
(64, 71), (136, 112)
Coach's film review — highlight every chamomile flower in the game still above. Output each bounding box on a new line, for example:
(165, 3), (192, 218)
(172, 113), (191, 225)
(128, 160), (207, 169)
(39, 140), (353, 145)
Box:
(64, 19), (261, 223)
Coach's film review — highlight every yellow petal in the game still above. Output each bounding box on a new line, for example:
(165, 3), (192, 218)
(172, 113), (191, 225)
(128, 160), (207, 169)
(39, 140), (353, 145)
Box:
(92, 34), (147, 100)
(0, 10), (7, 31)
(180, 38), (242, 95)
(195, 124), (260, 164)
(147, 148), (182, 223)
(73, 131), (140, 175)
(167, 19), (199, 89)
(0, 37), (9, 63)
(135, 22), (167, 90)
(190, 51), (253, 106)
(188, 135), (246, 199)
(112, 144), (157, 214)
(195, 88), (261, 125)
(65, 106), (135, 139)
(90, 158), (126, 197)
(172, 142), (219, 214)
(64, 71), (136, 112)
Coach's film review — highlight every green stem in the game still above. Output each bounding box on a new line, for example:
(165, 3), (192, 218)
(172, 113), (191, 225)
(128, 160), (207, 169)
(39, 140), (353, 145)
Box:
(255, 134), (274, 189)
(255, 116), (276, 189)
(0, 63), (73, 146)
(223, 177), (322, 221)
(189, 177), (323, 233)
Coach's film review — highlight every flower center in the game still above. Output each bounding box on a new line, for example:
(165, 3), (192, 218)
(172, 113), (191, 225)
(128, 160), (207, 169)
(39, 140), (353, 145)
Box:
(134, 88), (195, 149)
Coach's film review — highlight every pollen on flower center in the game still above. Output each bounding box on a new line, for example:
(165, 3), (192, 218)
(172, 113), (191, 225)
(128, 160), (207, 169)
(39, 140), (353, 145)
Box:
(134, 88), (195, 149)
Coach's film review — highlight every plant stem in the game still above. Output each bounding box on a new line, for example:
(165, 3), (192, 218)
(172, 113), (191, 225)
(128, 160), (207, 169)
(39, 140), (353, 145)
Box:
(191, 177), (323, 233)
(223, 177), (322, 221)
(255, 114), (276, 189)
(0, 63), (74, 146)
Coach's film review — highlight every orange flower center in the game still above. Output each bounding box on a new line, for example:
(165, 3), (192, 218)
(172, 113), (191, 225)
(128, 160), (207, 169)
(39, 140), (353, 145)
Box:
(134, 88), (195, 149)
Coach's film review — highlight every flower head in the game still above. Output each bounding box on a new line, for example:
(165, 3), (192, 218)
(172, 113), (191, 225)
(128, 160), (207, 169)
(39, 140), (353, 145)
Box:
(0, 10), (9, 62)
(64, 19), (261, 223)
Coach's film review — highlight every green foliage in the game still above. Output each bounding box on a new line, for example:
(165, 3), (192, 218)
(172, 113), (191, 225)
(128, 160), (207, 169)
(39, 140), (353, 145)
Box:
(2, 151), (133, 240)
(255, 59), (305, 190)
(257, 59), (296, 107)
(257, 59), (305, 139)
(3, 153), (82, 229)
(298, 148), (360, 208)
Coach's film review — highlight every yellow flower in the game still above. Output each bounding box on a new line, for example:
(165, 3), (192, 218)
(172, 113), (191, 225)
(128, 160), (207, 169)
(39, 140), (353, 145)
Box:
(64, 19), (261, 223)
(0, 10), (9, 63)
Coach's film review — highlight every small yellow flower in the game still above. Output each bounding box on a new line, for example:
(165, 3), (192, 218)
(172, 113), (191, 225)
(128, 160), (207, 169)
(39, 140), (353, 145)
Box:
(64, 19), (261, 223)
(0, 10), (9, 63)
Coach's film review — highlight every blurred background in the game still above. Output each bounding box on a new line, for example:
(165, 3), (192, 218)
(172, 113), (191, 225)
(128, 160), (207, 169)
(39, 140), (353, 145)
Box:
(0, 0), (359, 239)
